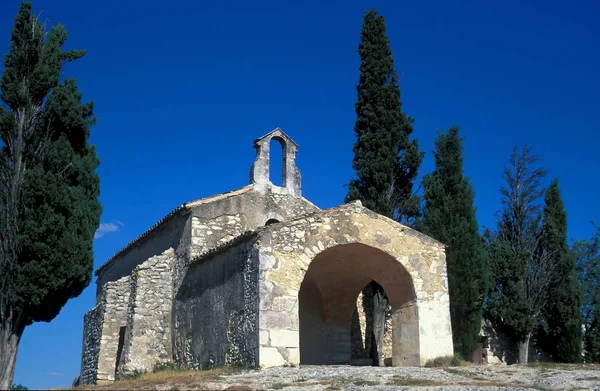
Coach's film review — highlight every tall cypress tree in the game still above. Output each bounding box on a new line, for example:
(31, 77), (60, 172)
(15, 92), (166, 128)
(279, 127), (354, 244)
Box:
(540, 180), (582, 362)
(418, 126), (488, 359)
(345, 8), (423, 224)
(345, 9), (424, 365)
(0, 3), (101, 387)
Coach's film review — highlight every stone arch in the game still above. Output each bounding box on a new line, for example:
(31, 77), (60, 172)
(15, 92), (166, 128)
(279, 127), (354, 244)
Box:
(256, 202), (453, 368)
(298, 243), (419, 366)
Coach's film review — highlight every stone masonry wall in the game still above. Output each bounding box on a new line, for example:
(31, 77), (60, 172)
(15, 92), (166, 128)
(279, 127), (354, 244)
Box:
(80, 275), (131, 384)
(117, 249), (175, 377)
(174, 187), (320, 291)
(173, 238), (259, 369)
(80, 303), (104, 385)
(257, 201), (453, 367)
(96, 214), (187, 301)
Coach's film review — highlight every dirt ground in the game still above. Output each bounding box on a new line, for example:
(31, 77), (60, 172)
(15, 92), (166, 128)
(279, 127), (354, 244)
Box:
(78, 364), (600, 390)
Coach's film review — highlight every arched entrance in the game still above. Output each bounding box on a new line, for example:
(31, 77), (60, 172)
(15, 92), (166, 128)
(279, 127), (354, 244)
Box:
(255, 202), (453, 368)
(298, 243), (419, 366)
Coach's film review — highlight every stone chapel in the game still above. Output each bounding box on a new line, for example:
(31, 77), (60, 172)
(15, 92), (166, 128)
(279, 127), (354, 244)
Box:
(79, 128), (454, 385)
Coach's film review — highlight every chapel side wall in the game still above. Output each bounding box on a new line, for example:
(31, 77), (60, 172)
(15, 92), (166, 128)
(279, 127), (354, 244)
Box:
(117, 249), (175, 376)
(94, 276), (131, 384)
(95, 214), (189, 301)
(173, 239), (259, 369)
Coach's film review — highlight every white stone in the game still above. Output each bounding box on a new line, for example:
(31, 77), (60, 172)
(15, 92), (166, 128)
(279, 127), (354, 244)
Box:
(269, 329), (299, 348)
(286, 348), (300, 364)
(260, 330), (270, 345)
(259, 347), (286, 367)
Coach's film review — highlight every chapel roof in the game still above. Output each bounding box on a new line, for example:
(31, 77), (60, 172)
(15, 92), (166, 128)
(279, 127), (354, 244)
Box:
(94, 185), (254, 276)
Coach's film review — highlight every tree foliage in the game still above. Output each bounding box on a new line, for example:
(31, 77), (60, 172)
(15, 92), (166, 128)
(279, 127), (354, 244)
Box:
(484, 145), (557, 364)
(345, 8), (424, 366)
(418, 126), (488, 359)
(538, 180), (582, 362)
(345, 8), (423, 225)
(574, 225), (600, 362)
(0, 3), (101, 387)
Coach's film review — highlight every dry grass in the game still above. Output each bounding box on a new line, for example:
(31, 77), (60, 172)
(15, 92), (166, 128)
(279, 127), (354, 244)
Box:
(75, 367), (239, 390)
(386, 376), (444, 386)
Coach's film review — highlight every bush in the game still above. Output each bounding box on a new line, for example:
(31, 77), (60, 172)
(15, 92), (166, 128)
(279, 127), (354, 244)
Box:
(424, 356), (454, 367)
(153, 361), (184, 373)
(424, 352), (467, 367)
(119, 368), (146, 380)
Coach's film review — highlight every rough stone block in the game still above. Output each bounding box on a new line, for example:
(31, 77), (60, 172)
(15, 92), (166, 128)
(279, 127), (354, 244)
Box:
(259, 347), (286, 367)
(286, 348), (300, 364)
(269, 329), (299, 348)
(259, 330), (270, 345)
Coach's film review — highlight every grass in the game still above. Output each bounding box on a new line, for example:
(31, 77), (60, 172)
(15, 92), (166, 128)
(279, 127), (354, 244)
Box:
(352, 379), (378, 386)
(77, 366), (238, 390)
(387, 376), (441, 386)
(577, 376), (600, 381)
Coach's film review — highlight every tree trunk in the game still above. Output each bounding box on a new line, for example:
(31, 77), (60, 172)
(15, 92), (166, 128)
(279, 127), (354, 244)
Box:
(518, 333), (532, 364)
(372, 295), (385, 366)
(0, 320), (23, 389)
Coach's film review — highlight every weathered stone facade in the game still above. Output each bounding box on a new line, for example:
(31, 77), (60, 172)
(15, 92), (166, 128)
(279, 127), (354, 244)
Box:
(79, 128), (454, 385)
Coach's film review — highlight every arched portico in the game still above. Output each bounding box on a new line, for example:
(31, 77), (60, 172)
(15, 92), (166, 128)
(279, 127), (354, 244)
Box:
(256, 201), (453, 368)
(299, 243), (419, 365)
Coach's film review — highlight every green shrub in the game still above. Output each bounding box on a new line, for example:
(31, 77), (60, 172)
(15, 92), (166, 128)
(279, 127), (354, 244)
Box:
(153, 361), (184, 372)
(119, 368), (146, 380)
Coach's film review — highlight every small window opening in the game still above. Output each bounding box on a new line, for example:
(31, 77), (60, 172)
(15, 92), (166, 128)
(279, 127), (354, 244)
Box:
(265, 218), (280, 226)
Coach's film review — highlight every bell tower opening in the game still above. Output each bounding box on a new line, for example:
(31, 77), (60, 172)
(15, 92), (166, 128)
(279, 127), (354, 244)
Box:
(249, 127), (302, 197)
(269, 138), (284, 187)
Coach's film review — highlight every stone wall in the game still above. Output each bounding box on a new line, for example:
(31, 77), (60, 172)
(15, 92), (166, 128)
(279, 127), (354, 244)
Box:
(95, 214), (187, 301)
(79, 275), (131, 385)
(116, 249), (175, 377)
(80, 304), (104, 385)
(173, 238), (259, 369)
(176, 187), (319, 287)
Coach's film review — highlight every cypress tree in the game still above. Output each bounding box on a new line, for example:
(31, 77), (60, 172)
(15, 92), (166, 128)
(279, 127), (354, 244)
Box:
(345, 8), (424, 224)
(418, 126), (488, 359)
(539, 180), (582, 362)
(345, 9), (424, 365)
(0, 3), (101, 387)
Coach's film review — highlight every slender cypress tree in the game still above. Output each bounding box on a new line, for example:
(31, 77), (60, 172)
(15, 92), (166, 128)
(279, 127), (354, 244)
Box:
(0, 3), (101, 387)
(540, 180), (582, 362)
(345, 8), (423, 224)
(345, 9), (423, 365)
(418, 126), (488, 359)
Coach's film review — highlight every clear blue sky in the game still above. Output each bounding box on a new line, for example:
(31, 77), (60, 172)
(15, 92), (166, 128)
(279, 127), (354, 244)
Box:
(1, 0), (598, 388)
